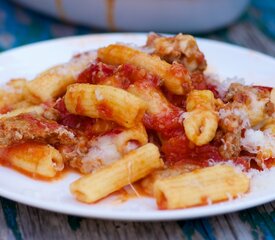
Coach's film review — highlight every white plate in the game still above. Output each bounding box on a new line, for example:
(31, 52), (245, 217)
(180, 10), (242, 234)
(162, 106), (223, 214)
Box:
(0, 33), (275, 221)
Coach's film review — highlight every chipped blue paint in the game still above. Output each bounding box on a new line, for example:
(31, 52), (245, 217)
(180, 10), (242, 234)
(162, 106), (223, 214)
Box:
(0, 197), (22, 240)
(239, 207), (275, 240)
(67, 215), (82, 231)
(178, 219), (215, 240)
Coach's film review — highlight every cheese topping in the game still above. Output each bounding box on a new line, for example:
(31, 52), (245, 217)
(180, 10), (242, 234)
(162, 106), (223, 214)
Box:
(241, 129), (275, 157)
(83, 135), (122, 166)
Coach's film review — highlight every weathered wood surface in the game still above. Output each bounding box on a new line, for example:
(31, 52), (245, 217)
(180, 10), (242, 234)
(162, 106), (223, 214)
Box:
(1, 2), (275, 240)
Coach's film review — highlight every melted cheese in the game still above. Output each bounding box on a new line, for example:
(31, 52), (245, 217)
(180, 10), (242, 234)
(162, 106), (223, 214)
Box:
(95, 89), (104, 101)
(83, 135), (122, 166)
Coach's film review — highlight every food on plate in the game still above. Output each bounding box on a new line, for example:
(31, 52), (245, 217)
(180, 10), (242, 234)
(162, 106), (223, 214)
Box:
(0, 33), (274, 209)
(154, 165), (249, 209)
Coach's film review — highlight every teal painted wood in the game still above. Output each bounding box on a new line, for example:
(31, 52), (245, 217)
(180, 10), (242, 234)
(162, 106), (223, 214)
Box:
(0, 198), (22, 240)
(2, 197), (275, 240)
(1, 0), (275, 239)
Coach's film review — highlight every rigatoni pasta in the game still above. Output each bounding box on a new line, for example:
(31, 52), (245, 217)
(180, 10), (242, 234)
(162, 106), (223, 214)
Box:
(154, 165), (249, 209)
(70, 143), (163, 203)
(183, 90), (219, 146)
(3, 143), (63, 178)
(26, 51), (96, 103)
(98, 44), (192, 95)
(64, 84), (147, 128)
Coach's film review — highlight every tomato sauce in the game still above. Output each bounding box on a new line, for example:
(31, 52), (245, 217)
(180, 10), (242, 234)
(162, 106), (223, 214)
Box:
(161, 134), (222, 166)
(143, 109), (183, 140)
(253, 85), (273, 92)
(0, 105), (12, 114)
(54, 98), (95, 132)
(263, 158), (275, 169)
(97, 102), (113, 118)
(77, 62), (115, 84)
(77, 62), (161, 90)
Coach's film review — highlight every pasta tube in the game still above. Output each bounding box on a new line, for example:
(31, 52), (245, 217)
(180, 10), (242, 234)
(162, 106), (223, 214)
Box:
(26, 51), (96, 102)
(89, 119), (117, 135)
(183, 90), (219, 145)
(5, 143), (64, 178)
(26, 65), (76, 103)
(70, 143), (164, 203)
(0, 79), (26, 110)
(114, 123), (148, 154)
(128, 84), (171, 115)
(183, 109), (218, 146)
(98, 44), (192, 95)
(64, 84), (147, 128)
(154, 165), (249, 209)
(186, 90), (216, 111)
(0, 105), (44, 119)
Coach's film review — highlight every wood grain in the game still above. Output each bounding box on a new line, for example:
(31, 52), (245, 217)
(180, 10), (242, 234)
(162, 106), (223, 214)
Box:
(4, 199), (184, 240)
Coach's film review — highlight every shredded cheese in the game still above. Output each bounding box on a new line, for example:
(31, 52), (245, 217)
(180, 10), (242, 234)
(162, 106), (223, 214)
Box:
(219, 108), (250, 128)
(206, 74), (245, 97)
(118, 43), (154, 54)
(241, 129), (275, 157)
(95, 89), (104, 101)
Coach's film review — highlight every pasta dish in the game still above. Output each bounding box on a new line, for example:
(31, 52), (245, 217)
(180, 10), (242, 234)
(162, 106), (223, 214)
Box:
(0, 33), (274, 210)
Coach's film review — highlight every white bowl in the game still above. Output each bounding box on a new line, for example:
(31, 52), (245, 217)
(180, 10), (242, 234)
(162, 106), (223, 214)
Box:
(12, 0), (249, 33)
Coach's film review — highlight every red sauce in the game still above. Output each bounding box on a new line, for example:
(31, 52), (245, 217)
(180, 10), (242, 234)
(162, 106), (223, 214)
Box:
(105, 0), (116, 31)
(263, 158), (275, 168)
(77, 62), (115, 84)
(55, 0), (67, 21)
(0, 105), (12, 114)
(234, 157), (251, 170)
(191, 71), (207, 90)
(253, 85), (273, 92)
(55, 98), (95, 131)
(77, 62), (161, 90)
(97, 102), (113, 118)
(143, 107), (183, 140)
(161, 134), (223, 166)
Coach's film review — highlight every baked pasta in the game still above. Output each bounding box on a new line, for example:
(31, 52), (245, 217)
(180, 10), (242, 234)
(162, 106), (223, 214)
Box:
(0, 33), (274, 210)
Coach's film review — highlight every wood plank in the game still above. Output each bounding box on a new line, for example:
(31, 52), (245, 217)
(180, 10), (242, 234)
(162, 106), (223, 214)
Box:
(14, 202), (185, 240)
(227, 22), (275, 57)
(209, 213), (254, 240)
(206, 21), (275, 57)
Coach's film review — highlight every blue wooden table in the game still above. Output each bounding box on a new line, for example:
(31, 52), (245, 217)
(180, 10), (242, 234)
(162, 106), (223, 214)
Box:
(1, 0), (275, 239)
